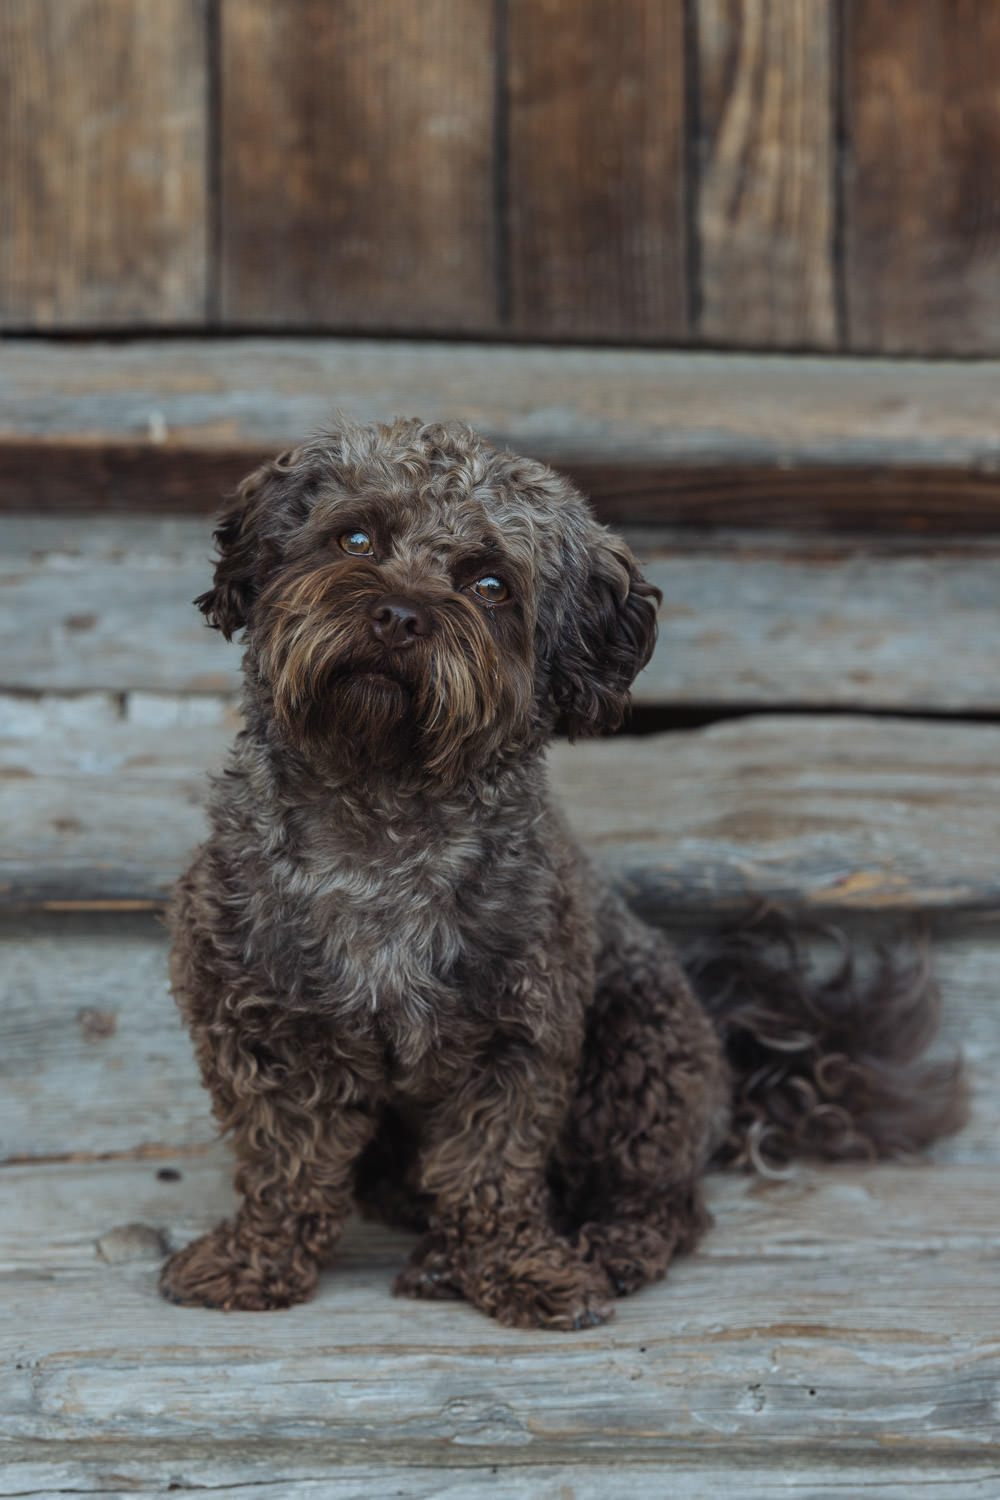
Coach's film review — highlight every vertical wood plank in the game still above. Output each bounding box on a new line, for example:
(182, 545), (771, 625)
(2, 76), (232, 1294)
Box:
(0, 0), (208, 328)
(219, 0), (497, 332)
(695, 0), (836, 348)
(844, 0), (1000, 354)
(506, 0), (688, 342)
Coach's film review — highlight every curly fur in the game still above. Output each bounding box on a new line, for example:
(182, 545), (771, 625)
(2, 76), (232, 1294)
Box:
(160, 418), (964, 1330)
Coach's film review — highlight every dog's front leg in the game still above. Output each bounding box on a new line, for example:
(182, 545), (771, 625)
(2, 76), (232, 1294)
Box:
(160, 1034), (380, 1312)
(394, 1050), (614, 1330)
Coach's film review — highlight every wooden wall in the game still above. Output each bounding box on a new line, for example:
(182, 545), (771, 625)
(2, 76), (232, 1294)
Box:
(3, 0), (1000, 353)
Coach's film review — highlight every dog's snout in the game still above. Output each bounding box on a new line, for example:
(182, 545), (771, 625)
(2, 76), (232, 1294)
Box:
(369, 594), (431, 649)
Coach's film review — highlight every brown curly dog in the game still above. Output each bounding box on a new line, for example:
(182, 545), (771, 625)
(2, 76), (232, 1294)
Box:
(160, 418), (964, 1330)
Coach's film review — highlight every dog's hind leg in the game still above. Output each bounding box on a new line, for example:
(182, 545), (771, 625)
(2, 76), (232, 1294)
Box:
(557, 889), (731, 1297)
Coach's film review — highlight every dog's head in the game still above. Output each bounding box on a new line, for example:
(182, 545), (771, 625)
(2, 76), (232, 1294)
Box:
(199, 419), (660, 784)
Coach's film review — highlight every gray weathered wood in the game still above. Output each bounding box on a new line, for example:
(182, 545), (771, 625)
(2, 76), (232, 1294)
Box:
(3, 1469), (998, 1499)
(4, 1467), (999, 1500)
(0, 913), (212, 1161)
(5, 517), (1000, 713)
(9, 338), (1000, 469)
(6, 697), (1000, 915)
(9, 339), (1000, 525)
(2, 1152), (997, 1483)
(1, 914), (989, 1166)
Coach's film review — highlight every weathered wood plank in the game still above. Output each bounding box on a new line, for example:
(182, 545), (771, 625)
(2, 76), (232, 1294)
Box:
(0, 913), (212, 1161)
(4, 1470), (999, 1500)
(843, 0), (1000, 354)
(8, 339), (1000, 526)
(554, 717), (1000, 917)
(2, 1154), (997, 1474)
(5, 699), (1000, 916)
(219, 0), (497, 331)
(1, 912), (992, 1165)
(696, 0), (836, 347)
(0, 0), (208, 328)
(6, 517), (1000, 713)
(5, 1465), (1000, 1500)
(506, 0), (687, 340)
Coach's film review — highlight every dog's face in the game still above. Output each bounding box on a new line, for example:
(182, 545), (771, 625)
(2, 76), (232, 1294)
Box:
(198, 419), (659, 783)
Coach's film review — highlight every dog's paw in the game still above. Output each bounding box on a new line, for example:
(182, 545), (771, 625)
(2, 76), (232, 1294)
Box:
(481, 1266), (615, 1331)
(467, 1237), (615, 1331)
(158, 1224), (318, 1311)
(576, 1220), (676, 1296)
(393, 1232), (463, 1302)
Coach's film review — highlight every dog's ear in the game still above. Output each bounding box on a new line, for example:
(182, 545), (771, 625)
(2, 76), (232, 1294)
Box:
(550, 533), (661, 738)
(195, 455), (295, 639)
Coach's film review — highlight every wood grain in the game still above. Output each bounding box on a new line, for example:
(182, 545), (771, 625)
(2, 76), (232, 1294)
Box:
(696, 0), (836, 348)
(6, 517), (1000, 715)
(2, 1152), (998, 1478)
(0, 0), (208, 328)
(219, 0), (497, 331)
(506, 0), (687, 340)
(6, 698), (1000, 916)
(9, 339), (1000, 512)
(0, 912), (990, 1165)
(2, 1468), (996, 1500)
(843, 0), (1000, 354)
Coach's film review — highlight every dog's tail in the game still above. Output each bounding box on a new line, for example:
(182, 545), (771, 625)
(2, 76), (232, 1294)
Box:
(682, 909), (967, 1174)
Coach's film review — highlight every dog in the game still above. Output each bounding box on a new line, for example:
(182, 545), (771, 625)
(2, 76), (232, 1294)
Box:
(159, 418), (964, 1330)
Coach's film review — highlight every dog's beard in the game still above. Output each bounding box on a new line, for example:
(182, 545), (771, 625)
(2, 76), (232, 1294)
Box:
(256, 564), (535, 782)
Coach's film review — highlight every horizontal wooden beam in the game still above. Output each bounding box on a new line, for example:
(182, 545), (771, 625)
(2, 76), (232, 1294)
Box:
(5, 695), (1000, 917)
(6, 516), (1000, 714)
(1, 914), (990, 1165)
(2, 1149), (998, 1478)
(6, 339), (1000, 526)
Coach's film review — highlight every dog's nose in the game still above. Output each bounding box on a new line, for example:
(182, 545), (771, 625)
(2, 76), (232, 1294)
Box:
(369, 594), (431, 649)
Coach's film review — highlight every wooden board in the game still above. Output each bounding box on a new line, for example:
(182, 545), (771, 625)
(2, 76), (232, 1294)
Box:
(696, 0), (836, 348)
(219, 0), (497, 331)
(2, 1469), (996, 1500)
(506, 0), (687, 340)
(843, 0), (1000, 354)
(6, 517), (1000, 714)
(0, 0), (208, 328)
(1, 911), (991, 1165)
(8, 339), (1000, 527)
(6, 697), (1000, 917)
(2, 1150), (998, 1489)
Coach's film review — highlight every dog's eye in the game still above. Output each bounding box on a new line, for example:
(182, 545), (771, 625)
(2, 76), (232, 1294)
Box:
(339, 530), (374, 556)
(471, 575), (509, 603)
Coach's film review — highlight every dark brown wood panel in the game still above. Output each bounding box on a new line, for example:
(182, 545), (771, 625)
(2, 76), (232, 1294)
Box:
(10, 442), (1000, 532)
(696, 0), (836, 348)
(0, 0), (208, 328)
(220, 0), (497, 331)
(506, 0), (687, 340)
(844, 0), (1000, 354)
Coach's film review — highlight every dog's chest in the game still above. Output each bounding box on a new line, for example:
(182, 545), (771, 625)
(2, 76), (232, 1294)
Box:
(270, 818), (488, 1018)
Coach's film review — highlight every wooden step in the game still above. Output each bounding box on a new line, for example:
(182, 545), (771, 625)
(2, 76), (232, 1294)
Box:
(4, 694), (1000, 917)
(2, 913), (993, 1167)
(6, 339), (1000, 527)
(2, 1146), (997, 1491)
(6, 516), (1000, 713)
